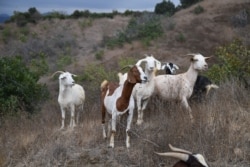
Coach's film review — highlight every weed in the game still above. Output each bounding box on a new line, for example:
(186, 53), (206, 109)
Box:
(175, 32), (186, 42)
(193, 5), (205, 14)
(95, 50), (104, 60)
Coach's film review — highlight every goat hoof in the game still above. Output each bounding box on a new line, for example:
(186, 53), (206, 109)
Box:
(108, 145), (114, 148)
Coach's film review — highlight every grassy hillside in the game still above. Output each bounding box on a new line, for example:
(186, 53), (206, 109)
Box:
(0, 0), (249, 166)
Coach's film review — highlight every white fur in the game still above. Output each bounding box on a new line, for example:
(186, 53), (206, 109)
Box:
(53, 71), (85, 129)
(118, 55), (162, 125)
(154, 53), (209, 122)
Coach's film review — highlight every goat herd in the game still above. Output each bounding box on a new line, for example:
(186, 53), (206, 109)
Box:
(52, 53), (218, 167)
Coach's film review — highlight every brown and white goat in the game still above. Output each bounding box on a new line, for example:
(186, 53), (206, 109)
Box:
(155, 144), (210, 167)
(101, 65), (147, 148)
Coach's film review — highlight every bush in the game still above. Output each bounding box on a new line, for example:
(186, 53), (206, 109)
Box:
(0, 56), (49, 115)
(206, 39), (250, 85)
(180, 0), (203, 8)
(193, 5), (204, 14)
(103, 13), (163, 48)
(154, 0), (176, 15)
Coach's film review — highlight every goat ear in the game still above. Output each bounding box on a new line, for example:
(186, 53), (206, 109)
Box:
(155, 60), (162, 70)
(190, 57), (198, 62)
(127, 69), (137, 84)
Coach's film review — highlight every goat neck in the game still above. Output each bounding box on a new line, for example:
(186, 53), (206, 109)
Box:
(116, 80), (136, 111)
(185, 63), (199, 87)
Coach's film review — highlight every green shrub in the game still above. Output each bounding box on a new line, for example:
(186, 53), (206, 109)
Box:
(28, 52), (49, 76)
(118, 57), (136, 68)
(1, 27), (11, 43)
(175, 32), (186, 42)
(207, 39), (250, 84)
(0, 56), (49, 115)
(57, 55), (72, 69)
(78, 18), (93, 29)
(103, 13), (163, 48)
(80, 64), (116, 91)
(193, 5), (204, 14)
(95, 50), (104, 60)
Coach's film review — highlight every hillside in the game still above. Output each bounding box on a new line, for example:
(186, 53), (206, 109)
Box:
(0, 0), (249, 166)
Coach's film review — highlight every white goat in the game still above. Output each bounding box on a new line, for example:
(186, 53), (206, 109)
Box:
(154, 53), (210, 122)
(101, 65), (147, 148)
(52, 71), (85, 129)
(118, 55), (162, 125)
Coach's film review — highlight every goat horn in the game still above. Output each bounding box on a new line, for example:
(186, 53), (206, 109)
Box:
(169, 144), (192, 154)
(186, 53), (197, 56)
(154, 152), (189, 161)
(51, 71), (64, 78)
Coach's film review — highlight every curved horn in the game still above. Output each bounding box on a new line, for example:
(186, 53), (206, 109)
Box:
(154, 152), (189, 161)
(169, 144), (192, 154)
(186, 53), (197, 57)
(51, 71), (64, 78)
(136, 58), (146, 66)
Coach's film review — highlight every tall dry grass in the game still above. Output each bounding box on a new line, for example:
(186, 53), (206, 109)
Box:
(0, 78), (249, 167)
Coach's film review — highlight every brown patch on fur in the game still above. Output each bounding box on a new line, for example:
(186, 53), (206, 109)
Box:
(107, 82), (119, 96)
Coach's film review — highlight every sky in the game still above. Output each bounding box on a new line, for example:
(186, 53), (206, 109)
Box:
(0, 0), (180, 15)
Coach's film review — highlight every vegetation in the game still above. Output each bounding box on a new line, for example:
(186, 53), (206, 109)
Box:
(193, 5), (205, 14)
(104, 13), (163, 48)
(95, 50), (104, 60)
(0, 56), (49, 116)
(180, 0), (203, 8)
(207, 39), (250, 85)
(8, 7), (42, 26)
(154, 0), (176, 16)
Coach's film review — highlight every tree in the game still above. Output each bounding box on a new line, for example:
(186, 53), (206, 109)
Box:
(154, 0), (176, 16)
(180, 0), (203, 8)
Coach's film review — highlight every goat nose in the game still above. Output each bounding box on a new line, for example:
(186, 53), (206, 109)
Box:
(144, 76), (148, 81)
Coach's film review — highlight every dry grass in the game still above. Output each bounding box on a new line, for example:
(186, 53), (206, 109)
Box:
(0, 78), (249, 167)
(0, 0), (249, 166)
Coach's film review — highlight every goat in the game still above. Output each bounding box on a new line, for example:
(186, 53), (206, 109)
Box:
(161, 62), (179, 74)
(101, 65), (147, 148)
(191, 75), (219, 100)
(154, 53), (210, 122)
(162, 63), (218, 100)
(117, 55), (162, 125)
(51, 71), (85, 129)
(155, 144), (210, 167)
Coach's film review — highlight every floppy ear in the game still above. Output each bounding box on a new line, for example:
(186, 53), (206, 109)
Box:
(154, 59), (162, 70)
(127, 68), (137, 83)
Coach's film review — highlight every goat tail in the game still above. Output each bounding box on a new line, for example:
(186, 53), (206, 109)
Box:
(100, 80), (108, 91)
(206, 84), (219, 95)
